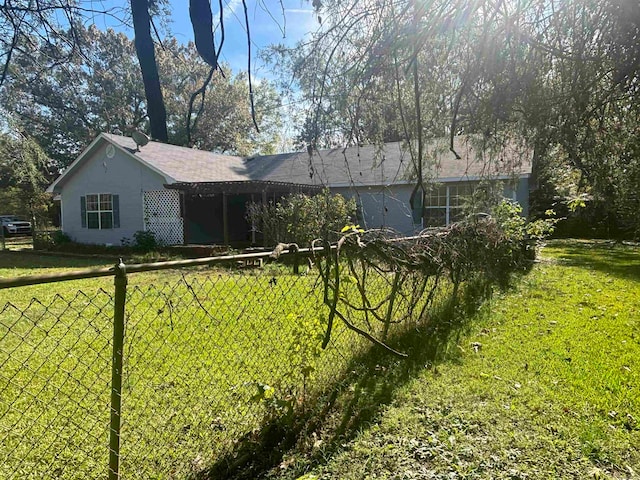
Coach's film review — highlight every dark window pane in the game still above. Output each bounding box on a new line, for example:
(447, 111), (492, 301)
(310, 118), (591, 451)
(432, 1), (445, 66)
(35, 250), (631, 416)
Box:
(100, 212), (113, 229)
(451, 207), (465, 222)
(86, 195), (99, 211)
(100, 194), (112, 211)
(424, 208), (446, 227)
(87, 212), (99, 229)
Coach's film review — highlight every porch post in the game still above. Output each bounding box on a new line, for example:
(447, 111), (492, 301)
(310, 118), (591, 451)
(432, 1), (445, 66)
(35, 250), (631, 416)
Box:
(180, 192), (187, 245)
(222, 192), (229, 245)
(250, 193), (256, 245)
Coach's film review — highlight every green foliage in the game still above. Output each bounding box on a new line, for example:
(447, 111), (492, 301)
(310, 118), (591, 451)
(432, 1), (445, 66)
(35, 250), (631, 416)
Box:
(247, 190), (357, 247)
(132, 230), (158, 252)
(493, 199), (557, 242)
(273, 0), (640, 238)
(33, 230), (72, 250)
(0, 134), (53, 227)
(2, 26), (282, 168)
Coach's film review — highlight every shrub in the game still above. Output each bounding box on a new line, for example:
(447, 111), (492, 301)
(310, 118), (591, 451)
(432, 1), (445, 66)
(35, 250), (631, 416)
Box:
(51, 231), (72, 245)
(246, 189), (357, 247)
(132, 230), (158, 252)
(32, 230), (72, 249)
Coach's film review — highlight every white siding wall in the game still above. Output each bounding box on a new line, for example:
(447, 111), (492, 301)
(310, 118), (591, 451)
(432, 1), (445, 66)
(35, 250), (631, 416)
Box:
(333, 184), (418, 236)
(333, 176), (530, 236)
(60, 144), (168, 245)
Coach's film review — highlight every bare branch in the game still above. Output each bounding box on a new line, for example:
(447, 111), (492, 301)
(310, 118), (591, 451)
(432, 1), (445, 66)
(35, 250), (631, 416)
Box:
(242, 0), (259, 132)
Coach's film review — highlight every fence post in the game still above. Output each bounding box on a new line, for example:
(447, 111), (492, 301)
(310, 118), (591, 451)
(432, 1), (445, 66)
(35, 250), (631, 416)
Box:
(292, 243), (300, 274)
(109, 259), (127, 480)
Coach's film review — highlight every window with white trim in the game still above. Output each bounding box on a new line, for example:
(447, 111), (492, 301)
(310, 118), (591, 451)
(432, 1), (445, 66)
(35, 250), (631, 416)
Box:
(424, 185), (447, 227)
(424, 183), (476, 227)
(86, 193), (113, 229)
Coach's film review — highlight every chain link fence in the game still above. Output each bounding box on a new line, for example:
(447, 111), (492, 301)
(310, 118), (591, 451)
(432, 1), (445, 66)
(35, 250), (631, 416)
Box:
(1, 246), (417, 479)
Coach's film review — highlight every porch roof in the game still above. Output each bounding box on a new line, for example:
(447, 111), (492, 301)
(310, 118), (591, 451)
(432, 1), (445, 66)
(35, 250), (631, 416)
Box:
(164, 180), (324, 195)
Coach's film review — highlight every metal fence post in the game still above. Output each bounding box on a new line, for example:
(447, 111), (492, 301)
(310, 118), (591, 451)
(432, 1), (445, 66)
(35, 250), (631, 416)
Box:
(109, 259), (127, 480)
(292, 244), (300, 274)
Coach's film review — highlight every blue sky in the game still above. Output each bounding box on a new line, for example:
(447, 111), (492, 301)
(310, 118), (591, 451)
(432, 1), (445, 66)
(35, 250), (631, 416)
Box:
(89, 0), (317, 148)
(93, 0), (317, 73)
(125, 0), (317, 75)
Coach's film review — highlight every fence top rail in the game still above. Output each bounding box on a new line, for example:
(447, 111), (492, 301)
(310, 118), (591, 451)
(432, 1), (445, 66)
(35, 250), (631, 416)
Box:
(0, 245), (323, 290)
(0, 232), (436, 290)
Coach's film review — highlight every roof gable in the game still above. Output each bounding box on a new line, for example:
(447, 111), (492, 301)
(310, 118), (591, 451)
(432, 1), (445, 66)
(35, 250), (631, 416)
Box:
(47, 134), (175, 193)
(102, 134), (248, 183)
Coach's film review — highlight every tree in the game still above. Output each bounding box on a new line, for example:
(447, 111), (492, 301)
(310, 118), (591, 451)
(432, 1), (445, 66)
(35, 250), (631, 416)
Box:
(2, 0), (280, 151)
(1, 26), (282, 167)
(131, 0), (168, 141)
(0, 133), (52, 225)
(156, 41), (283, 155)
(272, 0), (640, 234)
(2, 25), (147, 166)
(0, 0), (125, 88)
(246, 190), (357, 247)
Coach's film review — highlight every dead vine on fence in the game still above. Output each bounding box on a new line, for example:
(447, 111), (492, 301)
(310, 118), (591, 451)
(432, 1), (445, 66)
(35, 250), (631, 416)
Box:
(312, 218), (532, 357)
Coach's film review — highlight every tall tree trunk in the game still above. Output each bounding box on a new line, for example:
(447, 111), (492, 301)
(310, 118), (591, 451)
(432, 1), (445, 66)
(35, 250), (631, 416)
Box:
(131, 0), (168, 142)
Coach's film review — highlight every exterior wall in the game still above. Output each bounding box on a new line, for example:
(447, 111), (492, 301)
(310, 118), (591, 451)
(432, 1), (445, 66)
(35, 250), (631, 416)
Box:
(60, 143), (168, 245)
(500, 176), (530, 216)
(333, 175), (530, 235)
(332, 184), (419, 236)
(514, 176), (530, 217)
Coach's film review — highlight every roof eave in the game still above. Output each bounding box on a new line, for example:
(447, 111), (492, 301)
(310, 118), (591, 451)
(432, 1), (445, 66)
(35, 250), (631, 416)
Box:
(327, 172), (531, 189)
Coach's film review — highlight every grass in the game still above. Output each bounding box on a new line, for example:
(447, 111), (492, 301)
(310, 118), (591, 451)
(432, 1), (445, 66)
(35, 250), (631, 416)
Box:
(1, 241), (638, 479)
(0, 251), (400, 479)
(264, 240), (640, 479)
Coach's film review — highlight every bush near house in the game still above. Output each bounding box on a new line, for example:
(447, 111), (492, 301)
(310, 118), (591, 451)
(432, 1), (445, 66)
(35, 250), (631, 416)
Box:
(247, 189), (357, 248)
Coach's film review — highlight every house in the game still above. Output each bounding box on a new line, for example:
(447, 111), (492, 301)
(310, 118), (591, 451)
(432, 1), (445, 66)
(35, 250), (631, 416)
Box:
(47, 133), (532, 246)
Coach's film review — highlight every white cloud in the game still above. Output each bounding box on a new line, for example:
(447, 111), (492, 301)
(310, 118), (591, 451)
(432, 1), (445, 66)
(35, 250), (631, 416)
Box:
(284, 9), (314, 14)
(224, 0), (243, 16)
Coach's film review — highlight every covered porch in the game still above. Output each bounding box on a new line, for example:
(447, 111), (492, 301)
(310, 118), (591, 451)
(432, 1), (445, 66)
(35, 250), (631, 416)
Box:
(165, 180), (323, 247)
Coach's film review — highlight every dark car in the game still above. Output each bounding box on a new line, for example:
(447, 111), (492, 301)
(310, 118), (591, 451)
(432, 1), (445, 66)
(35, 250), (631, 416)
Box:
(0, 215), (32, 236)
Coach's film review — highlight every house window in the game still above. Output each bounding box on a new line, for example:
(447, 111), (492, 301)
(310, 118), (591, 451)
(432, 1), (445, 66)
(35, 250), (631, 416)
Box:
(86, 194), (113, 229)
(424, 183), (476, 227)
(448, 183), (474, 223)
(424, 185), (447, 227)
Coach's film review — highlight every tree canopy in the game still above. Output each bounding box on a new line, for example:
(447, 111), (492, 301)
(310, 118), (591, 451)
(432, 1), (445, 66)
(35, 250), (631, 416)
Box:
(269, 0), (640, 234)
(1, 25), (282, 168)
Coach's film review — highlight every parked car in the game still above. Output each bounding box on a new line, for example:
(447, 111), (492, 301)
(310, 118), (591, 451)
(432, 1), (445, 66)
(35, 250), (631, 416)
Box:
(0, 215), (32, 236)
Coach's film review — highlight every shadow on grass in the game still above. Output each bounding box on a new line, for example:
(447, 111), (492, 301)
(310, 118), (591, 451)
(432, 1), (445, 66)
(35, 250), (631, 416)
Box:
(196, 277), (496, 480)
(547, 240), (640, 282)
(0, 251), (115, 271)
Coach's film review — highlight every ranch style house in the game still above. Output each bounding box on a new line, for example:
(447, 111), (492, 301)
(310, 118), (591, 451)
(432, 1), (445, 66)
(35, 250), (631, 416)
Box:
(46, 133), (532, 247)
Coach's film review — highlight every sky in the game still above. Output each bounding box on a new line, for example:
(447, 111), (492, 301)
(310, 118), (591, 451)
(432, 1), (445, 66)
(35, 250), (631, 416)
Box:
(168, 0), (318, 75)
(95, 0), (318, 75)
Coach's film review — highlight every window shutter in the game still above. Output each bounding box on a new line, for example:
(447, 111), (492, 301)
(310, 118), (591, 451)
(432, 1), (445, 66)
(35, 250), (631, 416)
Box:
(80, 196), (86, 228)
(113, 195), (120, 228)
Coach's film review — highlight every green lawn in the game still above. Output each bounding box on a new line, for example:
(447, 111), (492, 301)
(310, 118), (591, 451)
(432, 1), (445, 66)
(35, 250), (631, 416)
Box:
(1, 242), (639, 479)
(270, 240), (640, 479)
(0, 252), (382, 479)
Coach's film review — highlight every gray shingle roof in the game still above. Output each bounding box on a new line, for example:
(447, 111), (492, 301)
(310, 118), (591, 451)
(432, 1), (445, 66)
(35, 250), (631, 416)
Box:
(104, 134), (248, 183)
(106, 134), (532, 187)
